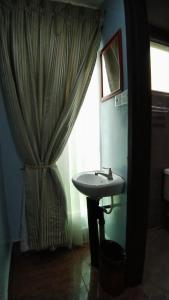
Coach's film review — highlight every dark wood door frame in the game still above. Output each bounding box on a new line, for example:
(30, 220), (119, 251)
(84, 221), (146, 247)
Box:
(124, 0), (152, 286)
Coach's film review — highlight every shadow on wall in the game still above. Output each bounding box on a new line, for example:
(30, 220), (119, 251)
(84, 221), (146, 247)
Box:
(0, 145), (12, 300)
(0, 83), (23, 242)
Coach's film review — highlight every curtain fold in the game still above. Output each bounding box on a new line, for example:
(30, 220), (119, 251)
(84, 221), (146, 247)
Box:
(0, 0), (101, 250)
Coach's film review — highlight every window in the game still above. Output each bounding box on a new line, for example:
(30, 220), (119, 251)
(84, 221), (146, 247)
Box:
(150, 42), (169, 93)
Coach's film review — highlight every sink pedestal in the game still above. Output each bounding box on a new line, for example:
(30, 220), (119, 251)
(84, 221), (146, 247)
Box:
(87, 197), (105, 268)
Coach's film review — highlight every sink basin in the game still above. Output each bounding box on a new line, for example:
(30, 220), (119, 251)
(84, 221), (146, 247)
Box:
(72, 171), (125, 199)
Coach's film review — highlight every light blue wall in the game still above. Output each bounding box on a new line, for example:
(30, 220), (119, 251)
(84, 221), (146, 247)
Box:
(0, 85), (23, 241)
(0, 85), (23, 298)
(0, 148), (12, 300)
(100, 0), (128, 247)
(0, 243), (12, 300)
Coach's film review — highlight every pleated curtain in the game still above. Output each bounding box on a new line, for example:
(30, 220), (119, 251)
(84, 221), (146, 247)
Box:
(0, 0), (101, 250)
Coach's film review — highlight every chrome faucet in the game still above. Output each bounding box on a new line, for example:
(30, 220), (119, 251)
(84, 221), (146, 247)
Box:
(95, 167), (113, 180)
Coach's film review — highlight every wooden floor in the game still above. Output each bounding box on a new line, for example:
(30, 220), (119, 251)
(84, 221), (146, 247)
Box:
(8, 243), (148, 300)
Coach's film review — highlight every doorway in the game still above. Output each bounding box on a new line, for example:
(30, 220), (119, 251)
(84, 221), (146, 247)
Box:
(149, 42), (169, 229)
(143, 41), (169, 298)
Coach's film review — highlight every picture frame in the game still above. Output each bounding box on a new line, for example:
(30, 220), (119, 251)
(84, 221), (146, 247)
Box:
(100, 30), (123, 101)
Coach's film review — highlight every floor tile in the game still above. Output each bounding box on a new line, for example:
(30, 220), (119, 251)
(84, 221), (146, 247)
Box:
(9, 246), (89, 300)
(9, 229), (169, 300)
(143, 228), (169, 298)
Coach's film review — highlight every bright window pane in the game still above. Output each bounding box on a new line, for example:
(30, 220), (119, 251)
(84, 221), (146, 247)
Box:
(150, 42), (169, 93)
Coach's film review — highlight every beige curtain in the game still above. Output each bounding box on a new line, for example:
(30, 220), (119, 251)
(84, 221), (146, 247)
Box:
(0, 0), (101, 250)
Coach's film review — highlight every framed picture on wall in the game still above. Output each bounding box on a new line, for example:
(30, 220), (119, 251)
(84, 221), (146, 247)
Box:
(100, 30), (123, 101)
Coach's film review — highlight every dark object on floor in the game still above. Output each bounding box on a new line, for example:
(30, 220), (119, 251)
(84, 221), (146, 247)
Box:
(99, 240), (126, 297)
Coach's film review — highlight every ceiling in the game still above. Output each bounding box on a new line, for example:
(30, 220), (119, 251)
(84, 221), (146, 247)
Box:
(146, 0), (169, 31)
(51, 0), (104, 8)
(51, 1), (169, 26)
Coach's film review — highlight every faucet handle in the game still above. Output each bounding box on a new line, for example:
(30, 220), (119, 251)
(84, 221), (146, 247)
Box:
(103, 167), (113, 179)
(103, 167), (112, 174)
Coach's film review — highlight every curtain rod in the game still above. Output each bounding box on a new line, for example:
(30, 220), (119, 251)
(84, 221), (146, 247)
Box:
(49, 0), (101, 10)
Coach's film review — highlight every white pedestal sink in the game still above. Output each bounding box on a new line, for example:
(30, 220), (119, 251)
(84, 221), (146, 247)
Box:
(72, 171), (125, 199)
(72, 170), (125, 267)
